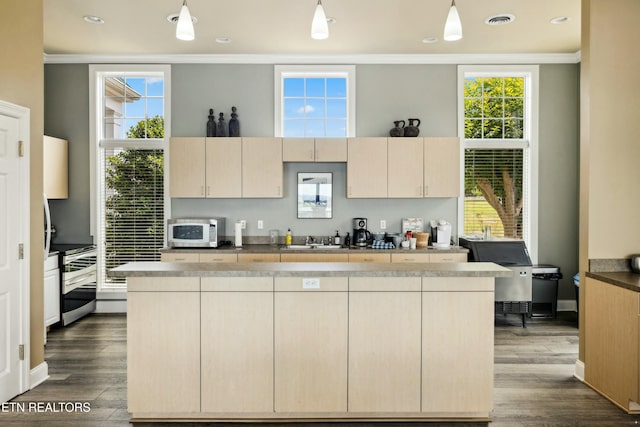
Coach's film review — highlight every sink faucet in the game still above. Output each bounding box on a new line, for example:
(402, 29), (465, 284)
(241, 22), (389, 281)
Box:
(305, 236), (315, 245)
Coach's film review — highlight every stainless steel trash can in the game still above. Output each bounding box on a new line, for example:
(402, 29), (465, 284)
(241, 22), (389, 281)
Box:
(531, 265), (562, 318)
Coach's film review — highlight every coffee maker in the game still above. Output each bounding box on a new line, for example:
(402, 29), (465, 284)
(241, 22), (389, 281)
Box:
(352, 217), (371, 247)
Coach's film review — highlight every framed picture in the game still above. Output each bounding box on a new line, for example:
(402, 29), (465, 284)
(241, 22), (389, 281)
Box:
(297, 172), (332, 219)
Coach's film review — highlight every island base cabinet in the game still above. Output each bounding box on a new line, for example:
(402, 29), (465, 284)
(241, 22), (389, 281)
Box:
(127, 278), (201, 414)
(348, 278), (422, 412)
(201, 284), (273, 412)
(274, 278), (348, 413)
(422, 278), (494, 414)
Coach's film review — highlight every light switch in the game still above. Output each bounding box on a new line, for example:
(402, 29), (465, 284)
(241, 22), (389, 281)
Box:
(302, 278), (320, 289)
(380, 220), (387, 229)
(258, 220), (264, 229)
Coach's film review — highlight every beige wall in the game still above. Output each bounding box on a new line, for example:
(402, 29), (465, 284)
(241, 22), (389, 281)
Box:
(579, 0), (640, 359)
(0, 0), (45, 369)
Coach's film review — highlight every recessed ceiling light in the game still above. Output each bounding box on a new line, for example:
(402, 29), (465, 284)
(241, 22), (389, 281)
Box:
(550, 16), (571, 24)
(422, 37), (438, 44)
(83, 15), (105, 24)
(216, 37), (232, 44)
(484, 14), (516, 26)
(166, 13), (198, 25)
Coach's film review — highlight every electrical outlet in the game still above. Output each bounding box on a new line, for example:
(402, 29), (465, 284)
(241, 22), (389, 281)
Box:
(240, 220), (246, 229)
(380, 220), (387, 230)
(257, 220), (264, 229)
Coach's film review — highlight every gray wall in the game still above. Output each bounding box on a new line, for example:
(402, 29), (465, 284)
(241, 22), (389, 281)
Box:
(44, 62), (579, 299)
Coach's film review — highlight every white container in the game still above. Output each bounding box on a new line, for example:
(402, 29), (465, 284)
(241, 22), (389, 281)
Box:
(435, 220), (451, 248)
(234, 221), (243, 247)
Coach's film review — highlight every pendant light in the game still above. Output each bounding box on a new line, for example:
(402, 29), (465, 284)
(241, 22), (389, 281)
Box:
(311, 0), (329, 40)
(176, 0), (195, 41)
(443, 0), (463, 41)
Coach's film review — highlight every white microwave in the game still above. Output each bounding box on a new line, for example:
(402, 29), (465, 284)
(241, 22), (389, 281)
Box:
(167, 218), (226, 248)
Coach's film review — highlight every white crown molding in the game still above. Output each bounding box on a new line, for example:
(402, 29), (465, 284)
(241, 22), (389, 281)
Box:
(44, 51), (581, 65)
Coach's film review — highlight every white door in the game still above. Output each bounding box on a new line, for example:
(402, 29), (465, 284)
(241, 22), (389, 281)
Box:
(0, 111), (25, 403)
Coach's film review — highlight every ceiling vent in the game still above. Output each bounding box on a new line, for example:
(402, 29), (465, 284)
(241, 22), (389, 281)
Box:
(484, 14), (515, 26)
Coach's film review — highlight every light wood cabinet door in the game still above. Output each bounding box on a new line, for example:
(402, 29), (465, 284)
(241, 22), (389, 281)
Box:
(237, 253), (281, 263)
(127, 278), (200, 413)
(347, 138), (387, 198)
(280, 252), (349, 262)
(274, 278), (348, 412)
(315, 138), (347, 162)
(423, 137), (460, 197)
(349, 253), (391, 263)
(391, 253), (431, 263)
(206, 137), (242, 197)
(201, 283), (273, 412)
(387, 137), (423, 198)
(160, 252), (199, 262)
(348, 278), (421, 412)
(43, 135), (68, 199)
(242, 137), (283, 197)
(428, 253), (467, 263)
(170, 137), (206, 198)
(422, 277), (493, 414)
(198, 253), (238, 263)
(283, 138), (315, 162)
(584, 278), (639, 409)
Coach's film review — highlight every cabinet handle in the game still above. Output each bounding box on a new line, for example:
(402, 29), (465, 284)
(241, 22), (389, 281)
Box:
(418, 186), (423, 196)
(201, 186), (205, 196)
(424, 185), (428, 196)
(206, 186), (211, 196)
(348, 186), (352, 196)
(277, 186), (281, 196)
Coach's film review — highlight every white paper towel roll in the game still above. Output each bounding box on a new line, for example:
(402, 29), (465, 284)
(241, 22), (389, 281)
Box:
(234, 221), (243, 247)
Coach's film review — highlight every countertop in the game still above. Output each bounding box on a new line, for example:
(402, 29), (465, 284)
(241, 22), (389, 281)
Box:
(160, 244), (469, 255)
(586, 271), (640, 293)
(110, 261), (511, 278)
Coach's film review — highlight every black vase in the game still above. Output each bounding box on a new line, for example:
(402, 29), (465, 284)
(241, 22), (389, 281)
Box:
(217, 112), (227, 137)
(389, 120), (405, 137)
(229, 106), (240, 137)
(404, 118), (421, 137)
(206, 108), (216, 137)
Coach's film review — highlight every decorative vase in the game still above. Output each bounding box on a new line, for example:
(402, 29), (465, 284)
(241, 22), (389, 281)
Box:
(217, 112), (227, 137)
(404, 118), (421, 137)
(229, 106), (240, 137)
(389, 120), (405, 137)
(206, 108), (216, 137)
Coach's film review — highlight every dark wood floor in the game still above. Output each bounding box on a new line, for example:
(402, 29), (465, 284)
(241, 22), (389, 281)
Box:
(1, 312), (638, 426)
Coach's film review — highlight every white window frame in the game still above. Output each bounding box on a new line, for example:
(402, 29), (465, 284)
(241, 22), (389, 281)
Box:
(89, 64), (171, 292)
(274, 65), (356, 137)
(457, 65), (539, 263)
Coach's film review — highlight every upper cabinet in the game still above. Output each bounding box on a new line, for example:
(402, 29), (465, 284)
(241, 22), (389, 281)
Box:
(283, 138), (347, 162)
(43, 135), (68, 199)
(207, 138), (242, 198)
(388, 138), (424, 198)
(423, 137), (460, 198)
(170, 137), (207, 198)
(242, 137), (283, 198)
(347, 138), (388, 198)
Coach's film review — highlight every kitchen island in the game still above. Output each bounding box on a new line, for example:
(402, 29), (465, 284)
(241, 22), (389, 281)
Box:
(111, 261), (511, 423)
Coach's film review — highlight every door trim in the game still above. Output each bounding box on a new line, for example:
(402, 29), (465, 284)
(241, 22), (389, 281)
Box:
(0, 99), (31, 397)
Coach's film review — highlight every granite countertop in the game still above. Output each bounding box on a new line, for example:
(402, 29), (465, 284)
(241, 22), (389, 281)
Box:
(161, 244), (469, 255)
(586, 271), (640, 293)
(110, 261), (511, 278)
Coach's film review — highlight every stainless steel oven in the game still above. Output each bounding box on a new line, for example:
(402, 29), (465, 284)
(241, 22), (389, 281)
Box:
(52, 244), (97, 326)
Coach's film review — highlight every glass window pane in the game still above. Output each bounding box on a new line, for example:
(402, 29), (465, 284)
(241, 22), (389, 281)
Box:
(326, 119), (346, 137)
(483, 119), (503, 139)
(464, 98), (482, 118)
(504, 98), (524, 118)
(284, 119), (305, 137)
(305, 99), (325, 118)
(146, 78), (164, 96)
(504, 77), (524, 97)
(505, 119), (524, 138)
(284, 98), (305, 118)
(327, 99), (346, 118)
(305, 119), (325, 137)
(146, 98), (164, 118)
(125, 98), (146, 118)
(465, 119), (482, 139)
(124, 118), (146, 138)
(327, 78), (346, 97)
(306, 78), (325, 97)
(284, 78), (304, 97)
(124, 78), (145, 97)
(484, 98), (504, 119)
(464, 78), (482, 97)
(483, 78), (503, 97)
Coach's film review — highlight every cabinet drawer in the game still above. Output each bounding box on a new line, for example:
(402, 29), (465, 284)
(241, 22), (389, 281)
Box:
(281, 253), (349, 263)
(201, 277), (273, 292)
(349, 253), (391, 263)
(238, 253), (281, 263)
(198, 253), (238, 263)
(391, 253), (431, 263)
(161, 252), (199, 263)
(429, 253), (467, 263)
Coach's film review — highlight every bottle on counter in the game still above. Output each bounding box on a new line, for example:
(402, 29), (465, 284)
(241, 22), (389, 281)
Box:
(285, 228), (292, 245)
(344, 232), (350, 247)
(334, 230), (341, 245)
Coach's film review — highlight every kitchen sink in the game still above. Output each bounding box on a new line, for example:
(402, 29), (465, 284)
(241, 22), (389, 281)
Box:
(285, 244), (343, 249)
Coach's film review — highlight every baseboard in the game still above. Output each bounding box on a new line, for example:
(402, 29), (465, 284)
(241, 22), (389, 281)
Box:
(95, 299), (127, 313)
(30, 362), (49, 389)
(557, 299), (577, 312)
(574, 359), (585, 381)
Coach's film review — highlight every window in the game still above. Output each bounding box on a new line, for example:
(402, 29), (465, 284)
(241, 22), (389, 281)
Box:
(274, 65), (355, 137)
(90, 65), (171, 290)
(458, 65), (538, 259)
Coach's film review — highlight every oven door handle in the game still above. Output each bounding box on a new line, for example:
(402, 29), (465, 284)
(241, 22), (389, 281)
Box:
(64, 271), (97, 289)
